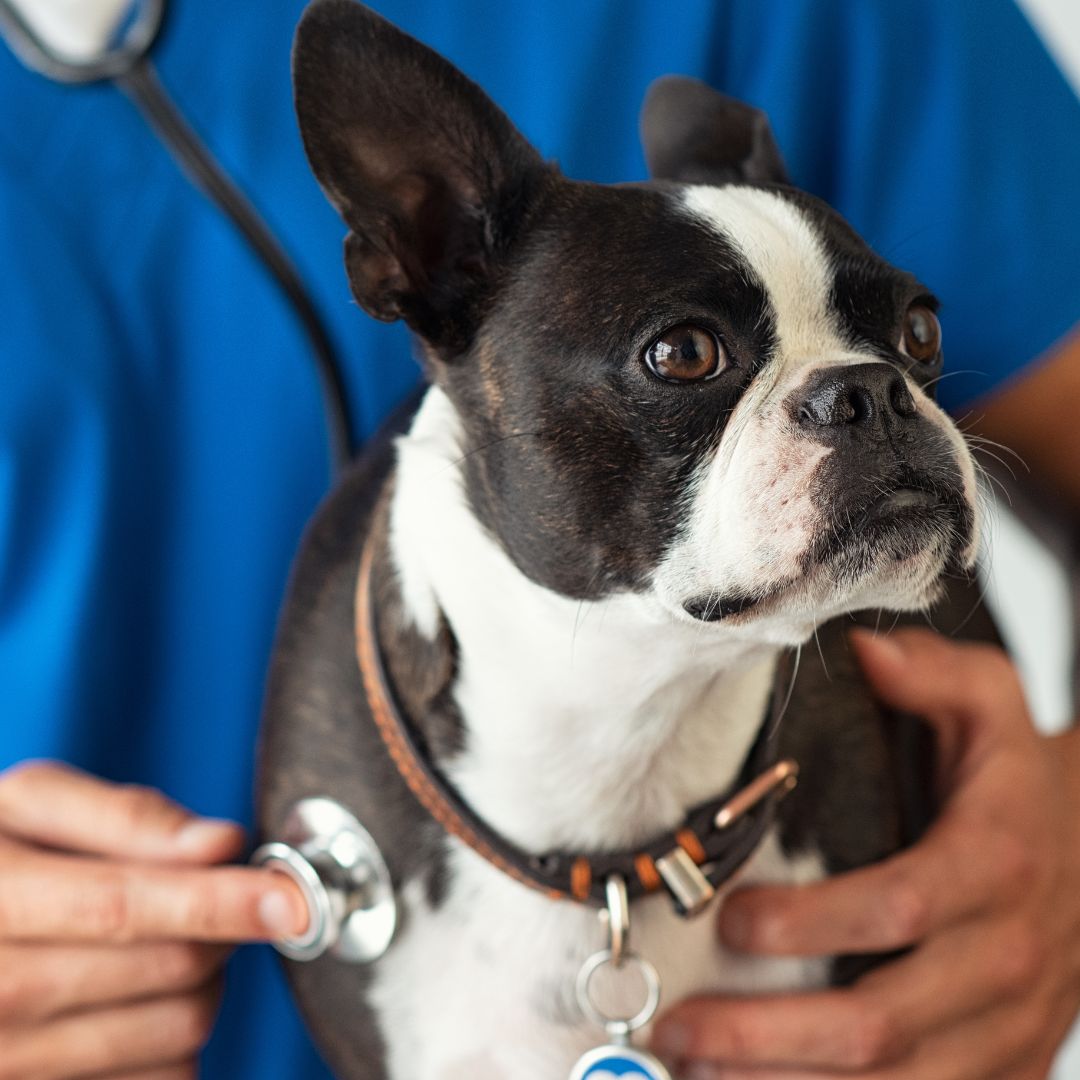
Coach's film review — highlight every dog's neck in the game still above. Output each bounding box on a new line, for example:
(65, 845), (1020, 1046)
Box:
(386, 388), (783, 855)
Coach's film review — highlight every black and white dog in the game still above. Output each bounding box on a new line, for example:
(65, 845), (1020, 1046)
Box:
(258, 2), (984, 1077)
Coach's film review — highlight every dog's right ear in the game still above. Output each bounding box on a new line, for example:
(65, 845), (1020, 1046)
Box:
(293, 0), (548, 353)
(640, 76), (789, 187)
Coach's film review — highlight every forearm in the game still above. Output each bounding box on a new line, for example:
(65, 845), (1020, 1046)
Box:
(973, 325), (1080, 513)
(1051, 723), (1080, 810)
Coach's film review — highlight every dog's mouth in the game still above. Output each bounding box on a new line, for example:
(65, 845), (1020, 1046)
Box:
(682, 475), (973, 624)
(812, 475), (971, 566)
(682, 582), (789, 623)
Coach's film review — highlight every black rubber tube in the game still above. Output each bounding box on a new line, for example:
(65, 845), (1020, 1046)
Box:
(117, 58), (356, 476)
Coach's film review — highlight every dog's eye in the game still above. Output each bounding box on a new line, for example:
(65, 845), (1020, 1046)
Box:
(901, 305), (941, 363)
(644, 325), (726, 382)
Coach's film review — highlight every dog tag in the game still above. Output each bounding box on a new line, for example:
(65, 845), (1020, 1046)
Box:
(570, 949), (672, 1080)
(568, 1041), (673, 1080)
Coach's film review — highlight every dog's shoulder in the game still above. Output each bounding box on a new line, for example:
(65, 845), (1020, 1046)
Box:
(257, 387), (453, 1080)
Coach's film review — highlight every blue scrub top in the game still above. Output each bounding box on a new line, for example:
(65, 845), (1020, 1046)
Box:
(2, 2), (1078, 1077)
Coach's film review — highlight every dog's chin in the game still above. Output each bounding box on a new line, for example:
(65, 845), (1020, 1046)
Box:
(680, 493), (974, 628)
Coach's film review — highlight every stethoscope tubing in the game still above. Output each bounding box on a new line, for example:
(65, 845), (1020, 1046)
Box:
(0, 0), (357, 475)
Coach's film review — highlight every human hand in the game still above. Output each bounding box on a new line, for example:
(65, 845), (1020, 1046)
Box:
(651, 628), (1080, 1079)
(0, 761), (308, 1080)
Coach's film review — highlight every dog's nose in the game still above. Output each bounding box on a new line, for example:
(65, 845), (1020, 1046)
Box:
(795, 363), (916, 438)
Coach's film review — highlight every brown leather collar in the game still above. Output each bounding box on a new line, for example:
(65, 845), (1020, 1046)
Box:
(355, 536), (799, 914)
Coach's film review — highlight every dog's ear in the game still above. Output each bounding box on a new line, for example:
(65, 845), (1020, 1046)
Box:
(293, 0), (548, 352)
(640, 76), (789, 187)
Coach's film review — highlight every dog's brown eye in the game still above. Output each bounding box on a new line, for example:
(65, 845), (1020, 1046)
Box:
(645, 324), (725, 382)
(901, 305), (941, 363)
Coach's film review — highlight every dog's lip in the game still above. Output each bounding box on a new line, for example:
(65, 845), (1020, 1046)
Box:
(682, 484), (961, 623)
(859, 485), (941, 525)
(682, 583), (787, 623)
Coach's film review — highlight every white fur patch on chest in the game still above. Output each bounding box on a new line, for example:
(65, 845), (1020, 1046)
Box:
(377, 389), (829, 1078)
(391, 389), (786, 853)
(371, 833), (826, 1080)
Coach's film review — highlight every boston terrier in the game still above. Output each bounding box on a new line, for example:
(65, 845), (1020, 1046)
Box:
(257, 2), (986, 1077)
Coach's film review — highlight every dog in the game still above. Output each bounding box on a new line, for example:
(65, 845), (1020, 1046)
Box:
(257, 2), (986, 1076)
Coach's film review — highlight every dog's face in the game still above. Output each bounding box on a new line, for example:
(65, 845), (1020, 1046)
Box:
(295, 0), (978, 647)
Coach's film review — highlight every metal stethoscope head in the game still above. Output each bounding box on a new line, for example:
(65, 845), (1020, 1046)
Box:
(0, 0), (165, 84)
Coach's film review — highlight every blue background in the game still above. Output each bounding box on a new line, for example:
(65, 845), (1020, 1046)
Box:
(2, 2), (1079, 1076)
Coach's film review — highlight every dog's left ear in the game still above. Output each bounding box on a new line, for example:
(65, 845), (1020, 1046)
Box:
(293, 0), (549, 353)
(640, 76), (789, 186)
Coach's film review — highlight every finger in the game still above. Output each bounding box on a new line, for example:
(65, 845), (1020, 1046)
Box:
(94, 1067), (196, 1080)
(656, 915), (1040, 1071)
(0, 847), (308, 943)
(0, 761), (244, 865)
(0, 942), (231, 1022)
(652, 990), (905, 1072)
(719, 809), (1029, 956)
(667, 992), (1052, 1080)
(849, 629), (1032, 748)
(0, 981), (222, 1080)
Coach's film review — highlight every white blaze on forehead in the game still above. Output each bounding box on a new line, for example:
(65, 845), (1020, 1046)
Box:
(682, 186), (846, 365)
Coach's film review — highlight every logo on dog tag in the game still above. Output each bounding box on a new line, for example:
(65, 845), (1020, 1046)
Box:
(568, 1044), (673, 1080)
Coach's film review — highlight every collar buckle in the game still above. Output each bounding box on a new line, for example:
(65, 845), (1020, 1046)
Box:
(655, 848), (716, 916)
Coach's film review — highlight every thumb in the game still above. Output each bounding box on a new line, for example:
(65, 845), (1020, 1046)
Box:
(848, 627), (1030, 751)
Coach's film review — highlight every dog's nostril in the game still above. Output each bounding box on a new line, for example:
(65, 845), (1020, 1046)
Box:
(848, 387), (873, 424)
(797, 364), (918, 431)
(890, 377), (917, 418)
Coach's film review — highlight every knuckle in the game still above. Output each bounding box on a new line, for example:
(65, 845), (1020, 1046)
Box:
(0, 965), (23, 1018)
(0, 759), (62, 805)
(843, 1003), (903, 1069)
(883, 881), (929, 944)
(174, 877), (225, 938)
(170, 990), (219, 1054)
(116, 783), (177, 833)
(994, 831), (1039, 895)
(82, 876), (135, 942)
(982, 651), (1026, 706)
(157, 943), (220, 990)
(716, 1011), (764, 1062)
(0, 759), (60, 787)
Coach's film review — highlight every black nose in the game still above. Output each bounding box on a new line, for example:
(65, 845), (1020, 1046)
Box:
(795, 363), (917, 438)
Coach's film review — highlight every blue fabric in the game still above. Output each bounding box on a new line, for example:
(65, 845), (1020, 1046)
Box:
(1, 1), (1077, 1077)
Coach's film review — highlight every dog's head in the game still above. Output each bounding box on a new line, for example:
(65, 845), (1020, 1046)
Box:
(295, 0), (979, 647)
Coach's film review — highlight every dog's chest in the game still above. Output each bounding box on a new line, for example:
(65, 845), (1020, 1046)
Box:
(369, 832), (827, 1080)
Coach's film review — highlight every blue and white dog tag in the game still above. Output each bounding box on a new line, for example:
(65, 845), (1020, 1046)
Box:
(568, 1043), (673, 1080)
(571, 946), (672, 1080)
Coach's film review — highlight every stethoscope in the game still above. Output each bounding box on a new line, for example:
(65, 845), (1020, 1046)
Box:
(0, 0), (356, 476)
(0, 0), (395, 962)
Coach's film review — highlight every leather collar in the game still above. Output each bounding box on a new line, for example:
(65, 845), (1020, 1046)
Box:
(354, 536), (799, 915)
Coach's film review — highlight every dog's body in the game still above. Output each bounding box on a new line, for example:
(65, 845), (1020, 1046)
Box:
(258, 3), (991, 1077)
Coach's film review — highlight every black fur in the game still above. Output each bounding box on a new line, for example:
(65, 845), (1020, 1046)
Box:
(258, 4), (999, 1075)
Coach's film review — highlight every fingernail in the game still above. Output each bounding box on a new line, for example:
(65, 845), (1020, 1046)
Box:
(850, 628), (904, 663)
(259, 888), (305, 938)
(650, 1020), (690, 1058)
(176, 819), (241, 853)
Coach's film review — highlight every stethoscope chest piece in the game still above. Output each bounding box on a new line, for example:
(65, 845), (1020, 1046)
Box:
(252, 797), (396, 963)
